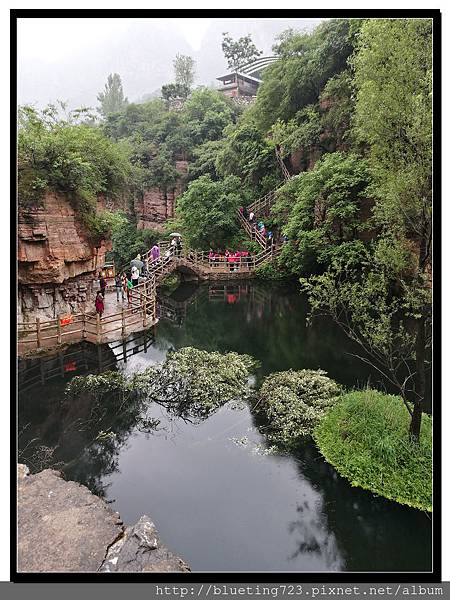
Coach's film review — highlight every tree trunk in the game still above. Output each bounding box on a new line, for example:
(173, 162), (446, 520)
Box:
(409, 314), (426, 442)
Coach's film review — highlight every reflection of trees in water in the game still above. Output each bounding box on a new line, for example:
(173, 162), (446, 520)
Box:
(287, 499), (342, 570)
(156, 281), (379, 392)
(18, 333), (158, 496)
(19, 338), (255, 498)
(250, 410), (431, 572)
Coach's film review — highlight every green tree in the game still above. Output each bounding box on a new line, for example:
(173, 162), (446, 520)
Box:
(221, 32), (262, 72)
(252, 19), (361, 132)
(302, 19), (432, 441)
(161, 83), (190, 102)
(181, 88), (237, 145)
(97, 73), (128, 117)
(215, 118), (281, 197)
(110, 214), (159, 269)
(175, 174), (243, 249)
(274, 152), (372, 275)
(173, 54), (196, 89)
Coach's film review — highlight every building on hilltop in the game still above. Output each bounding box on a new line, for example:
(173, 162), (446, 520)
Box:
(217, 56), (278, 100)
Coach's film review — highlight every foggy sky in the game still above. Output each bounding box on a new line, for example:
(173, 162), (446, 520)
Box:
(17, 18), (322, 110)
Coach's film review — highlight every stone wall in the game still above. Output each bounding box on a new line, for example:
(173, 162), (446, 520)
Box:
(18, 191), (111, 323)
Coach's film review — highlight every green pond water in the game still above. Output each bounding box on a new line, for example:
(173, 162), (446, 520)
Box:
(18, 280), (432, 572)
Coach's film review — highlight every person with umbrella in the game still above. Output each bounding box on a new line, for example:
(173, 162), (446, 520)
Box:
(169, 233), (182, 258)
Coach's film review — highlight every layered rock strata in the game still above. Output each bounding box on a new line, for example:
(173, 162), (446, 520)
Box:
(134, 160), (188, 232)
(18, 191), (110, 322)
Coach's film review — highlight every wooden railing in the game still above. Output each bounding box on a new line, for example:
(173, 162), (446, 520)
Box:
(18, 329), (156, 392)
(275, 147), (291, 181)
(18, 278), (157, 355)
(246, 189), (278, 216)
(237, 210), (269, 249)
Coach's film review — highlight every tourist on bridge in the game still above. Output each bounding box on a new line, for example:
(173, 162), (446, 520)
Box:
(95, 291), (104, 318)
(99, 272), (107, 296)
(121, 272), (128, 299)
(249, 211), (255, 224)
(208, 249), (216, 267)
(115, 273), (124, 302)
(131, 264), (139, 288)
(150, 243), (160, 263)
(126, 277), (133, 305)
(175, 237), (182, 257)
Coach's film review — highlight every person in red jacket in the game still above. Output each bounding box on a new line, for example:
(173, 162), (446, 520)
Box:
(95, 291), (104, 317)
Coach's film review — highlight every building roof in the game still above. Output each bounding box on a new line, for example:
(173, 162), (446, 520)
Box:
(217, 56), (279, 85)
(240, 56), (278, 76)
(217, 71), (262, 85)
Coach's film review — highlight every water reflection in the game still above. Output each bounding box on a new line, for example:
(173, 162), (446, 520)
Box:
(17, 280), (432, 572)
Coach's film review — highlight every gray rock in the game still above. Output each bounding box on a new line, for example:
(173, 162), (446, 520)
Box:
(18, 466), (122, 572)
(17, 464), (190, 573)
(100, 516), (190, 573)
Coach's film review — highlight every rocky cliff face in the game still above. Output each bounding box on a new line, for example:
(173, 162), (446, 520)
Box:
(134, 160), (188, 232)
(18, 191), (111, 323)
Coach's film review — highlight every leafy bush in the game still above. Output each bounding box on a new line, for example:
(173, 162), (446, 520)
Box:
(257, 369), (342, 448)
(254, 261), (290, 282)
(215, 119), (281, 197)
(18, 105), (131, 207)
(175, 174), (243, 250)
(313, 389), (432, 511)
(270, 105), (322, 156)
(109, 213), (159, 269)
(66, 347), (259, 423)
(275, 152), (372, 275)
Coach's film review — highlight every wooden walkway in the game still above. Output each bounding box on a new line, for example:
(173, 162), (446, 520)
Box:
(17, 150), (289, 357)
(18, 278), (157, 356)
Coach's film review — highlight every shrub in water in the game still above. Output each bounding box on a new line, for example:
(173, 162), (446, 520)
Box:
(258, 369), (342, 448)
(313, 389), (432, 512)
(66, 347), (259, 422)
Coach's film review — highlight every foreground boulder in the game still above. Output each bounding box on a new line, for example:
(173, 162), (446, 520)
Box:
(17, 464), (190, 573)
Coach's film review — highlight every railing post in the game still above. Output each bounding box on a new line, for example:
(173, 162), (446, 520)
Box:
(142, 293), (147, 328)
(57, 314), (62, 345)
(96, 313), (101, 344)
(36, 317), (41, 349)
(121, 307), (126, 340)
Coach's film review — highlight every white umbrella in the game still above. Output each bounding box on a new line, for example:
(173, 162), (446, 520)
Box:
(169, 232), (182, 237)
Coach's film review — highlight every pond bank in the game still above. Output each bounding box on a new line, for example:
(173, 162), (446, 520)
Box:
(17, 464), (190, 573)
